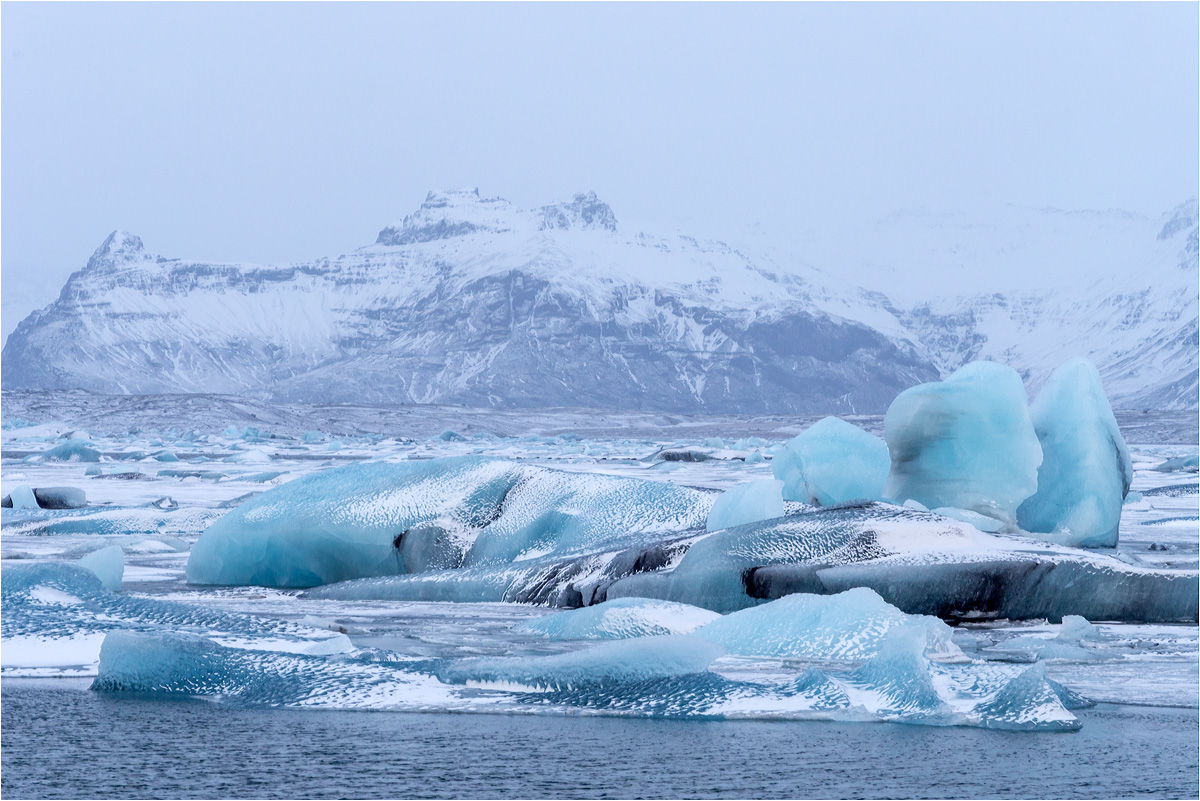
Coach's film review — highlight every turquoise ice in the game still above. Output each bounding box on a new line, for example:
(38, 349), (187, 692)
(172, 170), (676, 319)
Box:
(772, 417), (889, 506)
(705, 479), (785, 531)
(1016, 359), (1132, 547)
(77, 545), (124, 591)
(884, 361), (1042, 524)
(514, 598), (719, 640)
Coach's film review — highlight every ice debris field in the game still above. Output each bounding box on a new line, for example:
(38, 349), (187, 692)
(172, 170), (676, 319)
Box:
(2, 360), (1197, 731)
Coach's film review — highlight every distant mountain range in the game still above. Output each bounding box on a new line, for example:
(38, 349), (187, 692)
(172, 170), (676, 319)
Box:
(3, 189), (1196, 413)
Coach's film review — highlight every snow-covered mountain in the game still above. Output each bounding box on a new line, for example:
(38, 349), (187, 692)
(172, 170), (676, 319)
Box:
(3, 190), (1196, 412)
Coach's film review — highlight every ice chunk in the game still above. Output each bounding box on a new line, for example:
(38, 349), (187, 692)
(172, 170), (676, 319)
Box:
(436, 635), (724, 690)
(3, 562), (353, 674)
(3, 485), (39, 509)
(84, 465), (103, 476)
(1152, 455), (1199, 473)
(1016, 359), (1132, 548)
(695, 588), (963, 662)
(32, 486), (87, 509)
(188, 456), (715, 588)
(974, 664), (1082, 731)
(514, 598), (720, 640)
(76, 545), (124, 591)
(884, 361), (1042, 523)
(153, 450), (179, 462)
(773, 417), (889, 506)
(43, 441), (102, 463)
(706, 480), (785, 531)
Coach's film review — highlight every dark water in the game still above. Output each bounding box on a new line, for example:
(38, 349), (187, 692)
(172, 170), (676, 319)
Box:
(3, 683), (1197, 800)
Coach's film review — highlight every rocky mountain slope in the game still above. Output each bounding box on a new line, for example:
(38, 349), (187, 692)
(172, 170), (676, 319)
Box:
(3, 190), (1196, 413)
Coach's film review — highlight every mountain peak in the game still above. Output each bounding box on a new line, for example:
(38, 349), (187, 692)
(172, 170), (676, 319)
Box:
(539, 191), (617, 232)
(376, 189), (516, 247)
(1157, 197), (1199, 241)
(87, 230), (147, 269)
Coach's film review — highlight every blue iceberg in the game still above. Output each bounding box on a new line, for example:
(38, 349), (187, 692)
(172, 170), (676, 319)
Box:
(773, 417), (889, 506)
(884, 361), (1042, 524)
(1016, 359), (1132, 548)
(706, 479), (785, 531)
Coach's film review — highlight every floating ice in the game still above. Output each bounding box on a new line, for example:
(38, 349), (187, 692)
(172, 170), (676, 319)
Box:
(930, 506), (1005, 533)
(43, 441), (102, 463)
(706, 480), (785, 531)
(3, 485), (39, 509)
(884, 361), (1042, 524)
(437, 635), (724, 690)
(188, 456), (715, 588)
(514, 598), (720, 640)
(1016, 359), (1132, 548)
(2, 561), (352, 675)
(694, 588), (963, 662)
(606, 501), (1198, 621)
(76, 545), (124, 591)
(772, 417), (889, 506)
(32, 486), (87, 509)
(1152, 455), (1199, 473)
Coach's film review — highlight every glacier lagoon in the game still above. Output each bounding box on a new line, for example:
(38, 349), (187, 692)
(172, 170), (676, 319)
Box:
(1, 391), (1198, 798)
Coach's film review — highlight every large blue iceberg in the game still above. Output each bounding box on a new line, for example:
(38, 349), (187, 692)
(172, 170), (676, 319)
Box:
(187, 456), (715, 587)
(1016, 359), (1132, 548)
(884, 361), (1042, 524)
(773, 417), (889, 506)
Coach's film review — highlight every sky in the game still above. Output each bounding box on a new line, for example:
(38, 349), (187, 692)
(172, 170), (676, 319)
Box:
(3, 2), (1197, 341)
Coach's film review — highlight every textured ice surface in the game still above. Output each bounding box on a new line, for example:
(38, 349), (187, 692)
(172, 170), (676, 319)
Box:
(188, 456), (714, 588)
(42, 441), (101, 462)
(1017, 359), (1132, 547)
(706, 479), (784, 531)
(76, 545), (124, 591)
(606, 501), (1197, 621)
(90, 625), (1083, 730)
(773, 417), (889, 506)
(694, 588), (963, 662)
(514, 598), (719, 640)
(31, 486), (87, 509)
(1, 562), (352, 675)
(884, 362), (1042, 523)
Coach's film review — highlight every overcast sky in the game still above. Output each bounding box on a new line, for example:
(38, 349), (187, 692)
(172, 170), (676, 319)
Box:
(3, 2), (1197, 341)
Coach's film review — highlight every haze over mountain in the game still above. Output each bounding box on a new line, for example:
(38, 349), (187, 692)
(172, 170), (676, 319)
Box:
(3, 190), (1195, 413)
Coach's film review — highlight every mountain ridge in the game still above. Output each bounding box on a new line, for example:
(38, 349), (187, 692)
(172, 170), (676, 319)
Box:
(3, 190), (1196, 412)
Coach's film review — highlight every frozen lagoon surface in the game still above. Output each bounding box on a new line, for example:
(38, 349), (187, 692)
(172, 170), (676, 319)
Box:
(2, 395), (1197, 798)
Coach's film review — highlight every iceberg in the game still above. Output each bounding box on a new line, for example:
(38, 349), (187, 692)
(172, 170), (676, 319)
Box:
(2, 561), (352, 675)
(884, 361), (1042, 524)
(694, 588), (963, 662)
(32, 486), (87, 509)
(706, 479), (785, 531)
(514, 598), (720, 640)
(1016, 359), (1132, 548)
(773, 417), (889, 506)
(43, 441), (102, 463)
(188, 456), (715, 588)
(3, 485), (39, 509)
(76, 545), (124, 591)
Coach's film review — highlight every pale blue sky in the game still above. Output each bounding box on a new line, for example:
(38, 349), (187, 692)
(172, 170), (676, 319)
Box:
(3, 2), (1197, 340)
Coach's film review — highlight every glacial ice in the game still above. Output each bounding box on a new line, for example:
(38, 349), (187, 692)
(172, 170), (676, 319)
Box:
(4, 485), (39, 509)
(694, 588), (963, 662)
(514, 598), (720, 640)
(43, 440), (102, 462)
(188, 456), (715, 588)
(89, 625), (1083, 730)
(1016, 359), (1132, 547)
(76, 545), (124, 591)
(773, 417), (889, 506)
(706, 479), (785, 531)
(32, 486), (87, 509)
(884, 361), (1042, 524)
(2, 561), (353, 674)
(1153, 455), (1199, 473)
